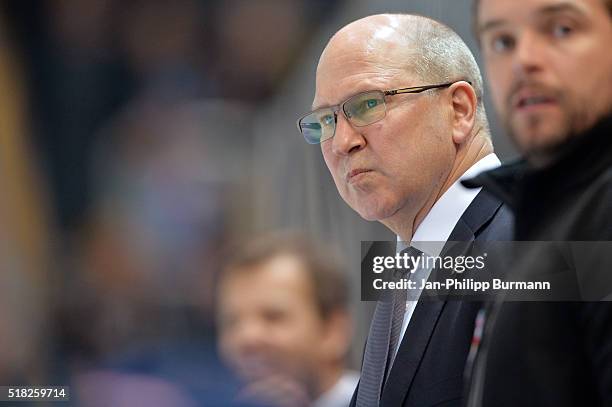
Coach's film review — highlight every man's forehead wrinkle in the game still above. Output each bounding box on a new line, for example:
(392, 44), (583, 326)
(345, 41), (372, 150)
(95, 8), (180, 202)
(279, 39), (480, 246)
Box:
(316, 47), (384, 85)
(313, 65), (395, 110)
(319, 32), (412, 78)
(313, 57), (414, 110)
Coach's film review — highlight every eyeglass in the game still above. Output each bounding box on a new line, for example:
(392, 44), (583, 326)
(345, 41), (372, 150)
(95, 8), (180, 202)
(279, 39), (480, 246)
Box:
(297, 81), (460, 144)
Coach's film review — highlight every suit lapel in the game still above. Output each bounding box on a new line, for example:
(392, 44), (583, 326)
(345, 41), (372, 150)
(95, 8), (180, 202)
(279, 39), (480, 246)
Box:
(379, 190), (503, 406)
(380, 297), (446, 405)
(449, 190), (504, 241)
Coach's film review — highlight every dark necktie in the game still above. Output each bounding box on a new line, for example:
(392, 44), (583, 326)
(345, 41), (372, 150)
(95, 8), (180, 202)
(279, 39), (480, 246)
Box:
(356, 246), (422, 407)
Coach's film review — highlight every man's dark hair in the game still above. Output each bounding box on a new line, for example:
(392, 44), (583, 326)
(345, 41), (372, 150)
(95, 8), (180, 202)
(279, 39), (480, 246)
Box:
(221, 232), (349, 319)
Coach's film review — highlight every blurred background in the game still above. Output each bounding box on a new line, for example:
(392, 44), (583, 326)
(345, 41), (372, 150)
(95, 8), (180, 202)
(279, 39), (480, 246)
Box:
(0, 0), (516, 405)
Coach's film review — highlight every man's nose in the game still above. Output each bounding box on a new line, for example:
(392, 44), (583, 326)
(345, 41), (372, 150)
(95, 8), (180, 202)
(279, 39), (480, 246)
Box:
(233, 320), (268, 352)
(512, 31), (546, 77)
(330, 113), (366, 156)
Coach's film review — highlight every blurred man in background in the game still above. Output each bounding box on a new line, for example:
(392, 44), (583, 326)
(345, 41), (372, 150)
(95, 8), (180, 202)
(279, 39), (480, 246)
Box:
(217, 234), (359, 407)
(298, 13), (512, 407)
(464, 0), (612, 405)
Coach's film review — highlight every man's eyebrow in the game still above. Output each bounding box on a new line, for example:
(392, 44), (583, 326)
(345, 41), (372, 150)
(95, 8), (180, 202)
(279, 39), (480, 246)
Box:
(312, 90), (358, 110)
(478, 2), (588, 35)
(537, 2), (588, 18)
(311, 102), (328, 111)
(312, 87), (384, 111)
(477, 19), (507, 35)
(312, 97), (343, 111)
(312, 97), (339, 111)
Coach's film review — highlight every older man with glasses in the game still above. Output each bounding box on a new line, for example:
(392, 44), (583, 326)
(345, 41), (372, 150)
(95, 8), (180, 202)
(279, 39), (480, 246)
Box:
(297, 14), (513, 407)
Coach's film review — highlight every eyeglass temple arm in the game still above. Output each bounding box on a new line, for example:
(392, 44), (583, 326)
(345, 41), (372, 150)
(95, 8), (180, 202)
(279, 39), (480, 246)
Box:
(384, 80), (473, 96)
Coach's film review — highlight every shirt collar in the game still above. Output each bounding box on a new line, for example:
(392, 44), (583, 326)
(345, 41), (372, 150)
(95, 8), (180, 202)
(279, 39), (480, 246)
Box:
(398, 153), (501, 256)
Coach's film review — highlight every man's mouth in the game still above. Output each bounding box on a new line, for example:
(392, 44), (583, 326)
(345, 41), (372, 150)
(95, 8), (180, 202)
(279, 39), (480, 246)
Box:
(346, 168), (372, 183)
(517, 96), (555, 108)
(512, 87), (558, 112)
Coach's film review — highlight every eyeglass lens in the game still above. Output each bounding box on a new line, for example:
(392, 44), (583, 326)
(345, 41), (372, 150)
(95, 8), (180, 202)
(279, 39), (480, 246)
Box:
(299, 91), (386, 144)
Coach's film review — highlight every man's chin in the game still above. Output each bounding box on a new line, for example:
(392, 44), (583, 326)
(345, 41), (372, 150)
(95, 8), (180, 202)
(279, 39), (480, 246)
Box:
(353, 202), (399, 222)
(354, 207), (382, 222)
(509, 121), (571, 157)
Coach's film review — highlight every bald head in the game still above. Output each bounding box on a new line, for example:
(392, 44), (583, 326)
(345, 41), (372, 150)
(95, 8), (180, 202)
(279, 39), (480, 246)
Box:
(318, 15), (415, 78)
(317, 14), (489, 132)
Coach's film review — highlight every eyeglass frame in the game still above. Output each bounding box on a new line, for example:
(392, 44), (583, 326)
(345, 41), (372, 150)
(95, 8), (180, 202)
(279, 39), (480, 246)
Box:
(296, 80), (470, 144)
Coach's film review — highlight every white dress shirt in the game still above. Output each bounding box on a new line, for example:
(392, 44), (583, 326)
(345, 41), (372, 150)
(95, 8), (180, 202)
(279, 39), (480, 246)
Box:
(312, 371), (360, 407)
(394, 153), (501, 357)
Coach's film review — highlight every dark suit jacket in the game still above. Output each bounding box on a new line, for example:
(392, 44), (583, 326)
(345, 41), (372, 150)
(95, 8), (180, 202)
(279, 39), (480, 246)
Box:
(462, 115), (612, 407)
(350, 189), (513, 407)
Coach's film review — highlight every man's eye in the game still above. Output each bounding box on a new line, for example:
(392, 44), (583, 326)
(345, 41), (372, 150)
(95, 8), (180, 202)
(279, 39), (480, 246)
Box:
(365, 99), (379, 109)
(353, 98), (381, 115)
(551, 23), (573, 38)
(262, 310), (288, 324)
(321, 114), (335, 126)
(490, 34), (515, 53)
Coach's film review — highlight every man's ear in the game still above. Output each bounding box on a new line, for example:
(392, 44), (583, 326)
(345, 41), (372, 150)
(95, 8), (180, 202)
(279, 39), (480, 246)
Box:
(449, 81), (478, 145)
